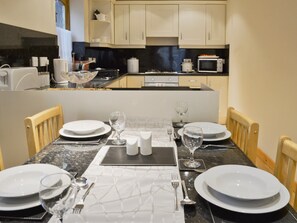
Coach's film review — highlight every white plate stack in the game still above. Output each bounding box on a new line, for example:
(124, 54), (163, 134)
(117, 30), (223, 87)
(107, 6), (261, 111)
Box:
(0, 164), (64, 211)
(59, 120), (111, 138)
(194, 165), (290, 214)
(178, 122), (231, 141)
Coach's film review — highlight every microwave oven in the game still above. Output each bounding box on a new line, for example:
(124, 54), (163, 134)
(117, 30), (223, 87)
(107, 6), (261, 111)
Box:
(197, 58), (224, 73)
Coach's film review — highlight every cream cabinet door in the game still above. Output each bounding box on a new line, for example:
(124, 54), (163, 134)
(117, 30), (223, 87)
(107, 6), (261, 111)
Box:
(127, 76), (144, 88)
(130, 5), (145, 45)
(114, 5), (129, 45)
(105, 80), (119, 88)
(179, 5), (206, 45)
(179, 76), (207, 88)
(146, 5), (178, 37)
(206, 5), (226, 45)
(207, 76), (228, 124)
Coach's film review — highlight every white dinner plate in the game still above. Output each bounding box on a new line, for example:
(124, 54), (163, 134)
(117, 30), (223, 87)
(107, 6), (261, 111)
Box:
(63, 120), (105, 135)
(204, 165), (281, 200)
(0, 193), (40, 211)
(0, 164), (63, 198)
(178, 129), (231, 142)
(59, 124), (111, 139)
(194, 172), (290, 214)
(184, 122), (226, 138)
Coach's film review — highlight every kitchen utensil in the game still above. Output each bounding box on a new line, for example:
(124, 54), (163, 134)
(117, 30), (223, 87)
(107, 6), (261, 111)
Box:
(127, 57), (139, 73)
(200, 144), (236, 149)
(53, 59), (68, 84)
(75, 177), (88, 189)
(171, 174), (179, 211)
(180, 180), (196, 205)
(73, 182), (95, 214)
(181, 59), (193, 72)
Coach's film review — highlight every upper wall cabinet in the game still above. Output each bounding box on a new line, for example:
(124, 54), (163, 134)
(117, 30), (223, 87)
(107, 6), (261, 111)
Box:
(89, 0), (114, 47)
(206, 5), (226, 45)
(146, 5), (178, 37)
(179, 4), (226, 47)
(114, 4), (146, 47)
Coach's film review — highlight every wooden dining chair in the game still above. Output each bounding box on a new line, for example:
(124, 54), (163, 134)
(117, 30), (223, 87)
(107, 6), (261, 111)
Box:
(274, 136), (297, 210)
(226, 107), (259, 164)
(0, 146), (4, 171)
(24, 105), (64, 158)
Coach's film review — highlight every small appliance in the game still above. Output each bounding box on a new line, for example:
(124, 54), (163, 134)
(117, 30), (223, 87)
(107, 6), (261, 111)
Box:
(197, 55), (224, 73)
(0, 67), (40, 91)
(181, 59), (193, 72)
(127, 57), (139, 73)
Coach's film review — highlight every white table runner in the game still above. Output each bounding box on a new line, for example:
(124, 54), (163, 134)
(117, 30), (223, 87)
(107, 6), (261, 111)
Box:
(63, 128), (185, 223)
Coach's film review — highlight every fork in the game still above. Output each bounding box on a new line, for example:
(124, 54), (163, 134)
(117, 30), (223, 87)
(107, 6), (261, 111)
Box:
(171, 174), (179, 211)
(73, 182), (95, 214)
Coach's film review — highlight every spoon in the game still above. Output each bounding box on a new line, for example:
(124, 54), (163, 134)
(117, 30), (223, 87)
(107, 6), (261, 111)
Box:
(75, 176), (88, 189)
(180, 180), (196, 205)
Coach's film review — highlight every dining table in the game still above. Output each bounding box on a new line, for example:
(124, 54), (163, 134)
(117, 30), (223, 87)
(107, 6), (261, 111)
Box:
(1, 122), (297, 223)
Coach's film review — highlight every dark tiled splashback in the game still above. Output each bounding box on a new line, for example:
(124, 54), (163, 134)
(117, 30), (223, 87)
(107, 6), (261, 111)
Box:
(0, 23), (58, 73)
(84, 45), (229, 74)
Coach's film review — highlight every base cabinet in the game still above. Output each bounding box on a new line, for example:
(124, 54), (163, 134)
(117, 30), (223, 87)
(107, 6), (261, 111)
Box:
(127, 76), (144, 88)
(179, 76), (228, 123)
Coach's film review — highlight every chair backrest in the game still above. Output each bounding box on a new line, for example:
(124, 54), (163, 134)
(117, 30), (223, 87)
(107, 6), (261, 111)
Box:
(226, 107), (259, 163)
(24, 105), (64, 158)
(274, 136), (297, 210)
(0, 146), (4, 171)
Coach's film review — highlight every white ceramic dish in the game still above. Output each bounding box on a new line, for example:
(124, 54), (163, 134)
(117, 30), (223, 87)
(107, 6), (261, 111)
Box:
(184, 122), (226, 138)
(0, 164), (63, 198)
(59, 124), (111, 139)
(204, 165), (281, 200)
(194, 172), (290, 214)
(178, 129), (231, 142)
(63, 120), (105, 135)
(0, 193), (40, 211)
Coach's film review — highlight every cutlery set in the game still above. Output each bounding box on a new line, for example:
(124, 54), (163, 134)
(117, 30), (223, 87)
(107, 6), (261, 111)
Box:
(171, 174), (196, 211)
(73, 182), (95, 214)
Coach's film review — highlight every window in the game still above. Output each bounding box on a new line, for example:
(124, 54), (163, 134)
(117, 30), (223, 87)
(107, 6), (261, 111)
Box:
(56, 0), (70, 30)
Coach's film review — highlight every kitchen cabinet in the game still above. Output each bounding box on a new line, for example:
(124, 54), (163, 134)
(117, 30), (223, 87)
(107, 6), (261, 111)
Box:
(114, 5), (145, 46)
(126, 76), (144, 88)
(105, 76), (127, 88)
(178, 4), (226, 47)
(206, 5), (226, 45)
(179, 5), (206, 45)
(179, 76), (207, 88)
(207, 76), (228, 124)
(89, 0), (113, 47)
(179, 76), (228, 123)
(146, 5), (178, 37)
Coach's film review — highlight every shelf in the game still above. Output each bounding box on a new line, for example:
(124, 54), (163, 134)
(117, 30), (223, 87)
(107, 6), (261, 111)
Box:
(91, 19), (111, 24)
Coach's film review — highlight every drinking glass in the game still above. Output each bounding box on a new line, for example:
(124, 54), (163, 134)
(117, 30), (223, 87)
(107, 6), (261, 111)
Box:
(39, 173), (78, 223)
(109, 111), (127, 145)
(175, 101), (188, 127)
(182, 126), (203, 168)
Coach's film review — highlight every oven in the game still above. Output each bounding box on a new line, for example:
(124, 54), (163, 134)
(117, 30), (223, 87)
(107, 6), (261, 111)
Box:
(144, 76), (179, 87)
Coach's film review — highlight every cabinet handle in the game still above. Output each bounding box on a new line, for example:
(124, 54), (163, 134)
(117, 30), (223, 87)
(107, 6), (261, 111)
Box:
(180, 33), (183, 40)
(142, 32), (144, 40)
(125, 32), (128, 40)
(189, 80), (197, 83)
(208, 32), (210, 40)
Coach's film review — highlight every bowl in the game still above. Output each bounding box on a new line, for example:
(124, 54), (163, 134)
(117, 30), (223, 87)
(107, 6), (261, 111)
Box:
(61, 71), (98, 87)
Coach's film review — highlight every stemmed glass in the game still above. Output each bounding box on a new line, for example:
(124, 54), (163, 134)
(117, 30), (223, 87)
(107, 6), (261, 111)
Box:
(175, 101), (188, 127)
(39, 173), (78, 223)
(182, 126), (203, 168)
(109, 111), (127, 145)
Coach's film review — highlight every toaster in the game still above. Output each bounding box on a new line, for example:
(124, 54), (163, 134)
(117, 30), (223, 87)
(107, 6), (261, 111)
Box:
(0, 67), (40, 91)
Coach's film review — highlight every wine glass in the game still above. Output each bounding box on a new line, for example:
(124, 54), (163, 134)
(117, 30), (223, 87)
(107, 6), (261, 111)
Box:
(39, 173), (78, 223)
(175, 101), (188, 127)
(109, 111), (127, 145)
(182, 126), (203, 168)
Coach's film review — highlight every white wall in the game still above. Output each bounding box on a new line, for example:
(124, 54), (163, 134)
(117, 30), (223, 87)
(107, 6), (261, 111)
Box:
(0, 90), (218, 168)
(0, 0), (56, 34)
(227, 0), (297, 160)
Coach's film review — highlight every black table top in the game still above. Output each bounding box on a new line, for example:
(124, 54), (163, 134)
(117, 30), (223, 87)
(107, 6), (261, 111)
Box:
(2, 132), (297, 223)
